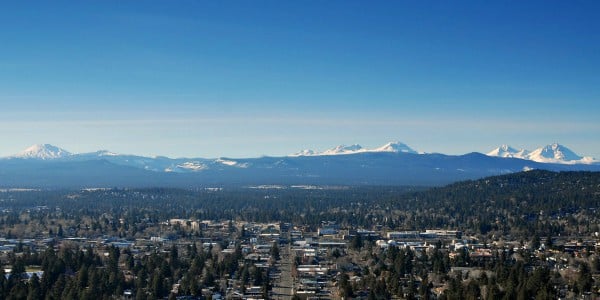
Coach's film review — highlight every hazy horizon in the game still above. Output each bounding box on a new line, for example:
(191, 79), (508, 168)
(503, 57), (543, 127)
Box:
(2, 140), (598, 161)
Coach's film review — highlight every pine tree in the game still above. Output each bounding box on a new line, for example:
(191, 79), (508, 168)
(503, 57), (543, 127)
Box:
(26, 273), (42, 300)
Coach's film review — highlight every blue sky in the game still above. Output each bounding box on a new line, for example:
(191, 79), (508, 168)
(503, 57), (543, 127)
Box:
(0, 1), (599, 158)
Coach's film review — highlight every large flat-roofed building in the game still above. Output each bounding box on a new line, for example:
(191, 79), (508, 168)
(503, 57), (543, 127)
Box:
(424, 230), (462, 239)
(387, 231), (420, 239)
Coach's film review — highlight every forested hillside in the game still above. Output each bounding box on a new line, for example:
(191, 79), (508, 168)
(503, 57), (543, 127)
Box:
(386, 170), (600, 237)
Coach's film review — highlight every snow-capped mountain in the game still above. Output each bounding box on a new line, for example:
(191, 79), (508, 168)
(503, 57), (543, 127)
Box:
(13, 144), (72, 160)
(487, 145), (529, 159)
(321, 144), (365, 155)
(291, 141), (418, 156)
(290, 144), (367, 156)
(165, 161), (208, 173)
(529, 143), (581, 161)
(373, 141), (418, 154)
(290, 149), (317, 157)
(487, 143), (597, 164)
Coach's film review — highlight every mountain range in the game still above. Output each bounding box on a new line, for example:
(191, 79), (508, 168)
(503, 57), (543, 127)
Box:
(0, 142), (598, 188)
(290, 142), (418, 156)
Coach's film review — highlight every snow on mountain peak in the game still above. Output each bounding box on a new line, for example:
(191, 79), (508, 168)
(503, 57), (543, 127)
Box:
(216, 158), (249, 168)
(14, 144), (72, 160)
(375, 141), (417, 154)
(487, 145), (529, 158)
(529, 143), (582, 162)
(487, 143), (596, 164)
(322, 144), (365, 155)
(95, 150), (118, 156)
(498, 144), (516, 153)
(290, 141), (418, 156)
(290, 149), (317, 157)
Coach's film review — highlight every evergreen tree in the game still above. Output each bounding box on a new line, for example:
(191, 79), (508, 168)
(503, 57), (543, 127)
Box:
(27, 273), (42, 300)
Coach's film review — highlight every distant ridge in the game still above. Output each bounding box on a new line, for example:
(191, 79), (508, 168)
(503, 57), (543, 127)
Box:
(5, 141), (597, 166)
(0, 141), (599, 188)
(290, 141), (418, 156)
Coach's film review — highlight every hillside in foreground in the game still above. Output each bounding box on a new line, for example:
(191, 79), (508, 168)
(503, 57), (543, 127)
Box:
(387, 170), (600, 236)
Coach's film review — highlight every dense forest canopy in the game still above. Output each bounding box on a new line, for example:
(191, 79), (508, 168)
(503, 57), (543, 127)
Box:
(0, 170), (598, 237)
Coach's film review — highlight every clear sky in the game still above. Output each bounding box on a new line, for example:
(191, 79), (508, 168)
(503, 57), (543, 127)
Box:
(1, 1), (599, 158)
